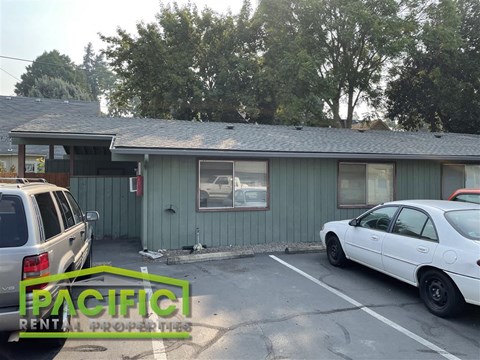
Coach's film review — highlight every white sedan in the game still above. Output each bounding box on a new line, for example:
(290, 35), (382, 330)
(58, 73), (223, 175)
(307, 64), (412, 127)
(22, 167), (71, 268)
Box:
(319, 200), (480, 317)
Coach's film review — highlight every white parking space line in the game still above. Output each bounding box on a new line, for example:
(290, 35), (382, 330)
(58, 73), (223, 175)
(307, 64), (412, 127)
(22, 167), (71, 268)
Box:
(269, 255), (460, 360)
(141, 266), (167, 360)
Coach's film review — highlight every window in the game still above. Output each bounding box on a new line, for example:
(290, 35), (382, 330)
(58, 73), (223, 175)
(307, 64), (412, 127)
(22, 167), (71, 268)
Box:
(359, 206), (398, 232)
(198, 160), (268, 210)
(0, 195), (28, 247)
(339, 163), (394, 207)
(25, 163), (36, 173)
(442, 164), (480, 199)
(393, 208), (438, 241)
(445, 210), (480, 241)
(65, 191), (84, 224)
(35, 192), (61, 240)
(54, 191), (76, 229)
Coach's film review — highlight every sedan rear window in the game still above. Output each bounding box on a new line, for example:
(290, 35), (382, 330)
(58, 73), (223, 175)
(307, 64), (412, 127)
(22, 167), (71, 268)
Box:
(445, 210), (480, 240)
(0, 195), (28, 247)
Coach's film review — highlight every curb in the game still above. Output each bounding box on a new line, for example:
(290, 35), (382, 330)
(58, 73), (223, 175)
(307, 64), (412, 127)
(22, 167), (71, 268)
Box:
(285, 244), (325, 254)
(167, 249), (255, 265)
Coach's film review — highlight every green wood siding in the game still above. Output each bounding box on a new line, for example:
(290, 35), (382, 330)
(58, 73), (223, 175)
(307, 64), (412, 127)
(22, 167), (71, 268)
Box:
(396, 160), (441, 200)
(146, 156), (443, 250)
(70, 176), (141, 239)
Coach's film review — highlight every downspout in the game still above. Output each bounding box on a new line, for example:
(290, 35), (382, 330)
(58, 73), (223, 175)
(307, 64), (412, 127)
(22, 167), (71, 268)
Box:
(141, 154), (149, 251)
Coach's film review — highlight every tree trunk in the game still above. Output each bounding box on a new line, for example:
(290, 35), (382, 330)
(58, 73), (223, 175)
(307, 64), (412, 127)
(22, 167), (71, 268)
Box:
(346, 87), (355, 129)
(331, 99), (343, 128)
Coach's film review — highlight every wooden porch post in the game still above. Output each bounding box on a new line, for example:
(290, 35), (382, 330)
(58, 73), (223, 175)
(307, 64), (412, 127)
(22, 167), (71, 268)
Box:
(69, 146), (75, 176)
(18, 144), (25, 178)
(49, 145), (55, 159)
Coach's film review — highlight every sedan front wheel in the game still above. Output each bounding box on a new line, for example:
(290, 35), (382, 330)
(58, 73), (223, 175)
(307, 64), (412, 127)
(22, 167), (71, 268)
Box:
(326, 234), (347, 267)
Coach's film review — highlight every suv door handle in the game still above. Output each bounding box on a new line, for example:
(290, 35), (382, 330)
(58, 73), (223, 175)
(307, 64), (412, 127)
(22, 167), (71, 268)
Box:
(69, 237), (76, 243)
(371, 235), (379, 241)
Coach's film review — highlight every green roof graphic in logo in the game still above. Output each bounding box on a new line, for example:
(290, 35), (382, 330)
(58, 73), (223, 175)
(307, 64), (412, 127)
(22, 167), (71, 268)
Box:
(19, 266), (190, 339)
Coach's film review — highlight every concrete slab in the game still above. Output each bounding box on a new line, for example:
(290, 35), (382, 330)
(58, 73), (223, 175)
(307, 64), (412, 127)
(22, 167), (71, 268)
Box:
(284, 244), (325, 254)
(166, 249), (255, 265)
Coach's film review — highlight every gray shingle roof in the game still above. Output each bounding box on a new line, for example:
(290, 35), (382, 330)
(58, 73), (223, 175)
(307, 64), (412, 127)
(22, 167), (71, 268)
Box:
(10, 114), (480, 160)
(0, 96), (100, 155)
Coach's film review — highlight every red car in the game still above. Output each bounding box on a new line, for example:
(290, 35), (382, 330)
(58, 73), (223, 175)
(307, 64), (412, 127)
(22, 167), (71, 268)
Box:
(448, 188), (480, 204)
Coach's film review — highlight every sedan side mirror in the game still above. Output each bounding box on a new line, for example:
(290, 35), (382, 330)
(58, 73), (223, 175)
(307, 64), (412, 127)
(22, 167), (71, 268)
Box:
(349, 218), (360, 227)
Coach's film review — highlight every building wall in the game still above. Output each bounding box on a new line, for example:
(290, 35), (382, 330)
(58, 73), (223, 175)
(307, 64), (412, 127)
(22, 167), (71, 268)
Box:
(143, 156), (443, 250)
(0, 154), (45, 173)
(70, 176), (142, 239)
(47, 158), (136, 176)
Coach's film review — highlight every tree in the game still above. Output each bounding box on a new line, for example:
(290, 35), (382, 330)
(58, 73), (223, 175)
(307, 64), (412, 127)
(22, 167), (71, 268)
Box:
(26, 75), (92, 100)
(82, 43), (117, 101)
(15, 50), (92, 100)
(386, 0), (480, 134)
(102, 2), (259, 120)
(256, 0), (413, 128)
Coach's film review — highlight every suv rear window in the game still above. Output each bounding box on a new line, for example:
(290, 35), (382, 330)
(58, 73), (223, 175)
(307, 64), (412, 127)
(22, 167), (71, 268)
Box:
(0, 195), (28, 247)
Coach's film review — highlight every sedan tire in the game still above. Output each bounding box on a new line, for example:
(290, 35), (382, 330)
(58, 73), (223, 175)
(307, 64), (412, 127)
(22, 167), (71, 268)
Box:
(419, 269), (465, 317)
(326, 234), (347, 267)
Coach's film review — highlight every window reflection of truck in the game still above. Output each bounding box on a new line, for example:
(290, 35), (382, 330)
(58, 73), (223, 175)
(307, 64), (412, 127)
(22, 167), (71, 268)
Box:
(200, 176), (243, 204)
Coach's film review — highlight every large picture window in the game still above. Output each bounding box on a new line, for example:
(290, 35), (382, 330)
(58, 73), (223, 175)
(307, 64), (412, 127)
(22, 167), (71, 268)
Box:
(198, 160), (268, 210)
(339, 163), (394, 207)
(442, 164), (480, 199)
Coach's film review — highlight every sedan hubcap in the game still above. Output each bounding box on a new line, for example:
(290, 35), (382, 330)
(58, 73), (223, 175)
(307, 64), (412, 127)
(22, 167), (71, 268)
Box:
(428, 279), (447, 306)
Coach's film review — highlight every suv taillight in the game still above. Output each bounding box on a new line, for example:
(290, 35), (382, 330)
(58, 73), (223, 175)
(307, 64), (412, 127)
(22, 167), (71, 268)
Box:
(22, 253), (50, 291)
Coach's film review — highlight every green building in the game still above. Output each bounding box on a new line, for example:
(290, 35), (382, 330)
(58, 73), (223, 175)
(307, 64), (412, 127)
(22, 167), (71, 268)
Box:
(11, 116), (480, 250)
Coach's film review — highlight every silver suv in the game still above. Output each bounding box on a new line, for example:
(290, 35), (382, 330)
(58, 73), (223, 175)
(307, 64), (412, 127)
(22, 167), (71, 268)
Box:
(0, 178), (98, 338)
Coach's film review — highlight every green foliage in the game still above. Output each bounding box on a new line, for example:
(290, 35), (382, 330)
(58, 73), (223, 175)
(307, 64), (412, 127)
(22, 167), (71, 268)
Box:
(386, 0), (480, 134)
(26, 75), (93, 101)
(99, 0), (474, 132)
(82, 43), (117, 101)
(102, 2), (259, 121)
(256, 0), (412, 127)
(15, 50), (93, 100)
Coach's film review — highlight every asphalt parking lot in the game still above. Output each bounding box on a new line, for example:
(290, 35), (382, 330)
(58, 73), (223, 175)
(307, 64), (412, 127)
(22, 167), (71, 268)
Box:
(1, 238), (479, 360)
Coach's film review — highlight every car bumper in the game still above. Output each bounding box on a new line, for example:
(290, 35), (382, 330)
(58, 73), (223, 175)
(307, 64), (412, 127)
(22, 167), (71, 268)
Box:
(319, 229), (327, 246)
(448, 272), (480, 306)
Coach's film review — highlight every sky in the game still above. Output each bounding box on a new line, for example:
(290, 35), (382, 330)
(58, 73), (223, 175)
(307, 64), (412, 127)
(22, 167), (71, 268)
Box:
(0, 0), (247, 96)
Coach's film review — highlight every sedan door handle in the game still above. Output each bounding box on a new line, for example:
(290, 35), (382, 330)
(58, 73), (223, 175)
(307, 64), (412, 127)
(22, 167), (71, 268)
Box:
(417, 246), (429, 253)
(371, 235), (379, 241)
(69, 237), (76, 243)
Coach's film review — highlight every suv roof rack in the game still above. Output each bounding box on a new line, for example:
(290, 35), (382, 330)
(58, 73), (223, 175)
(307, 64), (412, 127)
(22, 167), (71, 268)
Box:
(0, 177), (48, 184)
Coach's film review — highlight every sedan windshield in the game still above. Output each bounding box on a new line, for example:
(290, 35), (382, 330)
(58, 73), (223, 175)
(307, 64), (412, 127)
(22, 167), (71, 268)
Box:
(445, 210), (480, 240)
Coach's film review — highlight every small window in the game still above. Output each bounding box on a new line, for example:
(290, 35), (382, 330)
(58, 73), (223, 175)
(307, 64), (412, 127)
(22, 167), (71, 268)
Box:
(54, 191), (75, 229)
(393, 208), (437, 241)
(359, 206), (398, 232)
(339, 163), (394, 207)
(442, 164), (480, 199)
(64, 191), (84, 224)
(0, 195), (28, 247)
(35, 192), (61, 240)
(451, 193), (480, 204)
(198, 160), (268, 210)
(25, 163), (36, 173)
